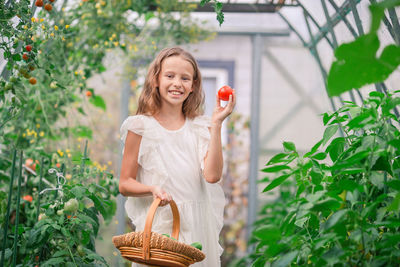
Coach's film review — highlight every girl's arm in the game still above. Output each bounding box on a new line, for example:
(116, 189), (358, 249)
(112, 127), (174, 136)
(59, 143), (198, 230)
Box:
(203, 91), (236, 183)
(119, 131), (171, 205)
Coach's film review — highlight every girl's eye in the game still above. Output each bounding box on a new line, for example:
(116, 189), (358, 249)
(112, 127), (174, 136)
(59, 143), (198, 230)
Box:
(166, 74), (173, 78)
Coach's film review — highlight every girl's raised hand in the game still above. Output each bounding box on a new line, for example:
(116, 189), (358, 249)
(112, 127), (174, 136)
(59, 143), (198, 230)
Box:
(151, 185), (172, 206)
(211, 89), (236, 125)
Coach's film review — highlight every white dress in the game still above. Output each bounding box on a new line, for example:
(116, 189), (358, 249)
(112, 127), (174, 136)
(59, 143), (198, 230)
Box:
(120, 114), (225, 267)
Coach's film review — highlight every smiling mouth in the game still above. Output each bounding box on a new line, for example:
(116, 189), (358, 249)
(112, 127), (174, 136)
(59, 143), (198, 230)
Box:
(168, 90), (184, 96)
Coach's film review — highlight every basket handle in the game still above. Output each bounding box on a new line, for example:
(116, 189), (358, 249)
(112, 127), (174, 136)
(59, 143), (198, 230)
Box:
(142, 198), (180, 260)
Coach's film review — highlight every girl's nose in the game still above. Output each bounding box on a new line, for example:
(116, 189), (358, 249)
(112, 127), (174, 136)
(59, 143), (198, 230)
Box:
(173, 78), (182, 88)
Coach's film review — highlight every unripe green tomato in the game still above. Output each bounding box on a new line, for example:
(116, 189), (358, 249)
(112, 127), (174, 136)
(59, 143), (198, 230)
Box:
(64, 198), (79, 212)
(5, 82), (13, 91)
(10, 76), (18, 83)
(57, 209), (64, 215)
(190, 242), (202, 251)
(50, 81), (57, 89)
(11, 96), (16, 103)
(77, 245), (85, 256)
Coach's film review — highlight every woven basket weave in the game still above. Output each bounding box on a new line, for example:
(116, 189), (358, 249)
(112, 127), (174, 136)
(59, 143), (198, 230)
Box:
(112, 198), (205, 266)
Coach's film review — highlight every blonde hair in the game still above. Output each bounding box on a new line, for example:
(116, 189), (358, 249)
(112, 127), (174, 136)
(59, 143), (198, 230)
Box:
(136, 47), (204, 119)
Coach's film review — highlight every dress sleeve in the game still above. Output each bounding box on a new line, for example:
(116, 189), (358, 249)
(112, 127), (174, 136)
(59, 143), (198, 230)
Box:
(192, 115), (212, 171)
(120, 115), (145, 145)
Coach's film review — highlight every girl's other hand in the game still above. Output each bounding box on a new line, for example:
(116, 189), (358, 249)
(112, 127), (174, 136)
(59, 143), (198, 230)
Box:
(151, 186), (172, 206)
(211, 89), (236, 125)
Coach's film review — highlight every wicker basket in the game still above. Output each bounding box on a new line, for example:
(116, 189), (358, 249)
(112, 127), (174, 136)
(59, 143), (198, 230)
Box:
(112, 198), (205, 266)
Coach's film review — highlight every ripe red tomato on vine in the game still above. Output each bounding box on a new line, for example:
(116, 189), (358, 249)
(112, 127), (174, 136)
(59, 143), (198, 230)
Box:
(44, 3), (52, 11)
(29, 77), (37, 85)
(218, 85), (233, 101)
(23, 195), (33, 202)
(25, 45), (32, 52)
(35, 0), (43, 7)
(22, 53), (29, 61)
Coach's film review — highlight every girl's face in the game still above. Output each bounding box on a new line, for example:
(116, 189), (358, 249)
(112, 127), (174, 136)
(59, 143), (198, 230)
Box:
(157, 55), (194, 109)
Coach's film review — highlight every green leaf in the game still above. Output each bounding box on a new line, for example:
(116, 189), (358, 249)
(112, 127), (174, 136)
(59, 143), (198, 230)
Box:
(262, 174), (291, 192)
(89, 95), (106, 111)
(372, 155), (392, 175)
(253, 225), (281, 242)
(340, 168), (365, 175)
(304, 140), (323, 158)
(266, 153), (288, 165)
(294, 217), (308, 228)
(322, 125), (339, 145)
(387, 193), (400, 212)
(12, 54), (21, 61)
(312, 198), (341, 212)
(337, 178), (359, 191)
(387, 180), (400, 191)
(52, 250), (70, 258)
(388, 139), (400, 150)
(144, 12), (155, 21)
(370, 171), (385, 189)
(370, 0), (400, 33)
(261, 165), (291, 173)
(311, 152), (327, 160)
(272, 251), (298, 267)
(283, 141), (296, 152)
(324, 209), (347, 229)
(71, 186), (88, 198)
(326, 137), (346, 162)
(327, 33), (400, 97)
(42, 257), (64, 266)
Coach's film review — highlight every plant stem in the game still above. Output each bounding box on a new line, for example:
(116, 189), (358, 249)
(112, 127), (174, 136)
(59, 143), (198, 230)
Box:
(67, 246), (78, 267)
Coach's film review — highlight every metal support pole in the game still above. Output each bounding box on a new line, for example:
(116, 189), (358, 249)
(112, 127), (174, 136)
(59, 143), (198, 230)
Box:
(321, 0), (357, 104)
(12, 151), (23, 267)
(303, 11), (339, 112)
(0, 150), (17, 267)
(388, 8), (400, 45)
(369, 0), (397, 44)
(349, 0), (365, 35)
(247, 34), (262, 245)
(114, 78), (131, 266)
(296, 0), (335, 48)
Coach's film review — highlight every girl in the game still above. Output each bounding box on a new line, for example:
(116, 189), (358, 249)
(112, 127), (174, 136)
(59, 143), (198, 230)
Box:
(119, 47), (235, 267)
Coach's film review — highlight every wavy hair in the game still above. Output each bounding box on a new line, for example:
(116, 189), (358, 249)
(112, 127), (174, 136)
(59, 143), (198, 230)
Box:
(136, 47), (204, 119)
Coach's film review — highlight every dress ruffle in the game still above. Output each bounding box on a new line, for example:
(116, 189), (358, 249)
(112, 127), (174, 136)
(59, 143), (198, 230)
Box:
(120, 115), (171, 229)
(120, 115), (169, 188)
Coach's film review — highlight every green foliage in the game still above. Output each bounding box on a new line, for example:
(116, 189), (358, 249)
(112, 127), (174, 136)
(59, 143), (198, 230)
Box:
(0, 148), (119, 266)
(239, 92), (400, 266)
(200, 0), (225, 26)
(327, 0), (400, 96)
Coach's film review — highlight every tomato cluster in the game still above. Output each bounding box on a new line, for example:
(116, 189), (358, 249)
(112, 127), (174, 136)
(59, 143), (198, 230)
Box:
(3, 43), (38, 100)
(35, 0), (55, 11)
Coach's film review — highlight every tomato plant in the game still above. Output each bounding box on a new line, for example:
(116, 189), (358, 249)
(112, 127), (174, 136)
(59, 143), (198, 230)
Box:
(235, 1), (400, 266)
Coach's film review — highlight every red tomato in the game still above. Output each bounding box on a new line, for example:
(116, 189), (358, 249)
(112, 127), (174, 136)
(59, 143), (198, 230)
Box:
(218, 85), (233, 101)
(23, 195), (33, 202)
(85, 91), (92, 97)
(29, 77), (37, 85)
(25, 45), (32, 52)
(35, 0), (43, 7)
(25, 158), (36, 171)
(22, 53), (29, 61)
(44, 3), (52, 11)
